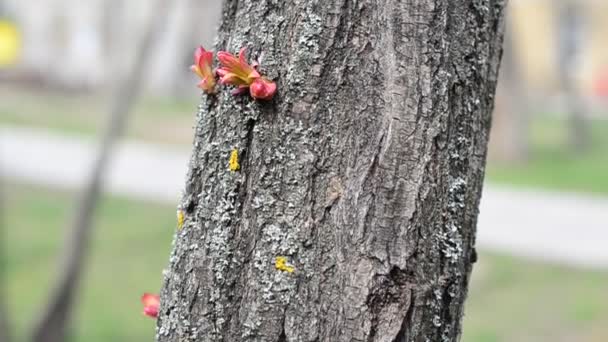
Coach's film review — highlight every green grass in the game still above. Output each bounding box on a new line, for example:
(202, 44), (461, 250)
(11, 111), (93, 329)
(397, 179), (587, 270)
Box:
(2, 184), (608, 341)
(486, 115), (608, 195)
(0, 85), (197, 145)
(3, 184), (175, 341)
(464, 254), (608, 342)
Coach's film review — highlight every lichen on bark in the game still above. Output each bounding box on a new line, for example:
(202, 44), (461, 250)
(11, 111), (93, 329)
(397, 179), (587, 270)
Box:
(157, 0), (506, 341)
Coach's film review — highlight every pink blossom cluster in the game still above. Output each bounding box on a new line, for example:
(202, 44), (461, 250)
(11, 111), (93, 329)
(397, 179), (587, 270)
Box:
(191, 46), (277, 100)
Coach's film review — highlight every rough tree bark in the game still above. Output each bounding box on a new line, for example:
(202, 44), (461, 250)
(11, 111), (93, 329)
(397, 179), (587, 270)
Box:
(158, 1), (505, 341)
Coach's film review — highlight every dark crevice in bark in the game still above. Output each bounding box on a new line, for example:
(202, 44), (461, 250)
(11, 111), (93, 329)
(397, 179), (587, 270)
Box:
(305, 177), (321, 249)
(203, 97), (219, 144)
(187, 283), (200, 314)
(277, 325), (287, 342)
(366, 266), (414, 342)
(392, 287), (416, 342)
(185, 96), (217, 215)
(237, 115), (257, 206)
(470, 247), (478, 264)
(184, 166), (202, 214)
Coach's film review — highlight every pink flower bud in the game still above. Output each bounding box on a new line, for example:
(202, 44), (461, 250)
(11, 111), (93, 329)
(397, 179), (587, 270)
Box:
(249, 77), (277, 100)
(141, 293), (160, 319)
(190, 46), (216, 93)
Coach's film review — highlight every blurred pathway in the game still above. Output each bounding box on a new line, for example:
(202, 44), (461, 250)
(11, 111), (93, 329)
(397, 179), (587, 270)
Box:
(0, 126), (189, 203)
(2, 126), (608, 269)
(476, 187), (608, 269)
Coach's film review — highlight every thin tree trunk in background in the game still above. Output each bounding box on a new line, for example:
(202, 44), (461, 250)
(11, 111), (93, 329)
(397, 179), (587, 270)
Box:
(158, 0), (505, 341)
(564, 80), (588, 151)
(29, 1), (171, 341)
(490, 13), (530, 162)
(556, 1), (589, 152)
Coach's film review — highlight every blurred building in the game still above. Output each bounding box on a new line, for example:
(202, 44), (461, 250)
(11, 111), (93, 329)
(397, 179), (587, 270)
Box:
(0, 0), (221, 94)
(510, 0), (608, 100)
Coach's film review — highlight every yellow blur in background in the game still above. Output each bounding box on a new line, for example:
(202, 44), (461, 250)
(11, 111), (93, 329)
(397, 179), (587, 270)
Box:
(0, 19), (20, 66)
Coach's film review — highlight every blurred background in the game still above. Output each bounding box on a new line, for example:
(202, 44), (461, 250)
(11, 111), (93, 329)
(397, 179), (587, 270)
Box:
(0, 0), (606, 341)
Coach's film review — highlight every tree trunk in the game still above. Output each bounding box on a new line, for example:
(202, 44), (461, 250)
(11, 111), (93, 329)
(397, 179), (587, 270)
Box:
(158, 1), (505, 341)
(489, 12), (530, 163)
(556, 0), (589, 152)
